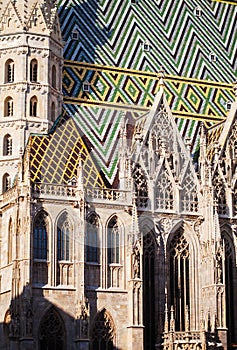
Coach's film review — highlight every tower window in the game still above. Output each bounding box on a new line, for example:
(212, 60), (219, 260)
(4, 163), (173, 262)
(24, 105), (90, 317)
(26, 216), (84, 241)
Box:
(86, 214), (99, 263)
(33, 211), (48, 260)
(2, 173), (11, 193)
(30, 96), (38, 117)
(51, 101), (56, 121)
(30, 59), (38, 82)
(3, 134), (12, 156)
(72, 30), (79, 40)
(5, 59), (14, 83)
(52, 65), (57, 89)
(4, 97), (13, 117)
(108, 216), (120, 264)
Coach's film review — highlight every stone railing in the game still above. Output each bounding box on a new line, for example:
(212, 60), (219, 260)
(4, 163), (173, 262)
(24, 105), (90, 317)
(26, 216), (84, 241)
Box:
(32, 183), (76, 199)
(85, 187), (131, 205)
(163, 331), (206, 350)
(1, 186), (18, 207)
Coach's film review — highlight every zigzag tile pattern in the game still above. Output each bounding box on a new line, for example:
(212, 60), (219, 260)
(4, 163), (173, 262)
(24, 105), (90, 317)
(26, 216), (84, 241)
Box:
(58, 0), (237, 82)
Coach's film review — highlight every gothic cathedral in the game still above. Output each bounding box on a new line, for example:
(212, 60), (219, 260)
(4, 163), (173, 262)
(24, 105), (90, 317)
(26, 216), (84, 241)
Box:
(0, 1), (236, 350)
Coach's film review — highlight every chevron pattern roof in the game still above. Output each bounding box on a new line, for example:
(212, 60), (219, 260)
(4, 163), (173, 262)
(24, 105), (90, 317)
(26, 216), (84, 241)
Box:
(55, 0), (236, 185)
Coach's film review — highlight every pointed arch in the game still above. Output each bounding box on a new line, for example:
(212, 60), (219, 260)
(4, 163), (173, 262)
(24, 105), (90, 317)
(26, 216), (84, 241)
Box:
(5, 59), (14, 83)
(167, 225), (191, 331)
(33, 210), (49, 285)
(30, 59), (38, 82)
(86, 212), (100, 263)
(221, 228), (237, 345)
(2, 173), (11, 193)
(30, 96), (38, 117)
(107, 215), (120, 264)
(142, 226), (157, 350)
(91, 308), (116, 350)
(4, 96), (13, 117)
(3, 134), (12, 156)
(52, 65), (57, 89)
(155, 165), (174, 211)
(51, 101), (56, 121)
(39, 308), (65, 350)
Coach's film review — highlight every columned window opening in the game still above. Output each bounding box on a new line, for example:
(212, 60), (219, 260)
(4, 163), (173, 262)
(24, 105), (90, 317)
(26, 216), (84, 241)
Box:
(30, 59), (38, 82)
(2, 173), (11, 193)
(3, 134), (12, 156)
(86, 214), (99, 263)
(143, 231), (156, 350)
(4, 97), (13, 117)
(30, 96), (38, 117)
(107, 216), (120, 264)
(52, 65), (57, 89)
(5, 59), (14, 83)
(91, 309), (115, 350)
(39, 308), (65, 350)
(169, 229), (190, 331)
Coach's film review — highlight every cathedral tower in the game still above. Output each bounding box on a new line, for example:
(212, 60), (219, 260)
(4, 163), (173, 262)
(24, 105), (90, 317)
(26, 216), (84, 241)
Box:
(0, 0), (63, 193)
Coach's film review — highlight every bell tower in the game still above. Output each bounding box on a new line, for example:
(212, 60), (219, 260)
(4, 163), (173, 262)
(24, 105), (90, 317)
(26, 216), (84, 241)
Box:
(0, 0), (63, 193)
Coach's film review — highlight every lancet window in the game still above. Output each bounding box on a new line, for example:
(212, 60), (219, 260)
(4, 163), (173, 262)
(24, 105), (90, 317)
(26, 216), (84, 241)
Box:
(33, 211), (48, 260)
(169, 229), (190, 331)
(57, 213), (72, 261)
(5, 59), (14, 83)
(30, 59), (38, 82)
(30, 96), (38, 117)
(181, 171), (198, 213)
(39, 308), (64, 350)
(86, 214), (99, 263)
(3, 134), (12, 156)
(107, 217), (120, 264)
(4, 97), (13, 117)
(8, 218), (13, 264)
(91, 309), (115, 350)
(52, 65), (57, 89)
(2, 173), (11, 193)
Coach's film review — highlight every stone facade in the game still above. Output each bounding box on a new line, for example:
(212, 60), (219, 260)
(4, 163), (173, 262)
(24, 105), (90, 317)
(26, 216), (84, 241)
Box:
(0, 1), (237, 350)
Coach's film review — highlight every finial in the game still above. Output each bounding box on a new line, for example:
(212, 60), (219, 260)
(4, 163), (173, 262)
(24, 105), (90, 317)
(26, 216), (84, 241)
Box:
(158, 66), (165, 87)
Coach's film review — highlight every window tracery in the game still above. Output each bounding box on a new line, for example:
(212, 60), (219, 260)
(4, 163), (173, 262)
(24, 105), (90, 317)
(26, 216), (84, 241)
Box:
(108, 216), (120, 264)
(86, 214), (99, 263)
(169, 229), (190, 331)
(156, 167), (174, 211)
(91, 309), (115, 350)
(181, 170), (198, 213)
(213, 174), (227, 215)
(39, 309), (64, 350)
(2, 173), (11, 193)
(33, 211), (48, 260)
(133, 164), (148, 208)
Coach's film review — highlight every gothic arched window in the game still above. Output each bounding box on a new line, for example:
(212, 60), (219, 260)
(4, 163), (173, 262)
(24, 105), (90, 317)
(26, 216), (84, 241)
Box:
(107, 216), (120, 264)
(5, 59), (14, 83)
(133, 164), (148, 208)
(39, 308), (64, 350)
(143, 231), (156, 350)
(51, 101), (56, 121)
(86, 214), (99, 263)
(8, 218), (13, 264)
(4, 97), (13, 117)
(2, 173), (11, 193)
(33, 211), (48, 260)
(169, 229), (190, 331)
(57, 213), (72, 261)
(30, 59), (38, 82)
(91, 309), (115, 350)
(222, 232), (236, 344)
(30, 96), (38, 117)
(52, 65), (56, 89)
(3, 134), (12, 156)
